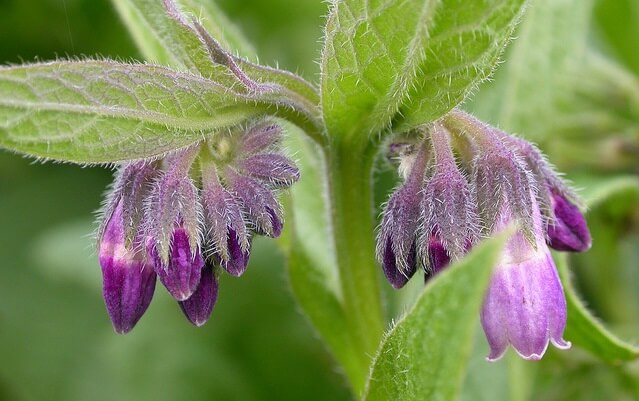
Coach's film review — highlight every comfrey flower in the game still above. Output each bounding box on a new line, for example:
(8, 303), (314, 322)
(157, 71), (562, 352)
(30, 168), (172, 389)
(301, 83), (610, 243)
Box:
(377, 109), (591, 361)
(97, 120), (299, 333)
(376, 142), (428, 288)
(481, 197), (570, 361)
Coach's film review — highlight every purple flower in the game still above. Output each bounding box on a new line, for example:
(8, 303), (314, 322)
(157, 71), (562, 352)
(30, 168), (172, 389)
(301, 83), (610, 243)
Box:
(424, 234), (451, 276)
(376, 109), (591, 361)
(547, 188), (592, 252)
(96, 120), (298, 332)
(480, 201), (570, 361)
(179, 263), (219, 327)
(149, 225), (205, 301)
(239, 122), (282, 155)
(420, 124), (478, 277)
(226, 168), (284, 238)
(376, 144), (428, 288)
(201, 166), (251, 277)
(238, 153), (300, 188)
(99, 200), (157, 334)
(495, 134), (591, 252)
(144, 153), (205, 301)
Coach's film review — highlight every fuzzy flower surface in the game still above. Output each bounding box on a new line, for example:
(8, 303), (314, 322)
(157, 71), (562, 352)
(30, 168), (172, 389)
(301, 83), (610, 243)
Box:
(377, 109), (591, 361)
(480, 199), (570, 361)
(97, 121), (299, 333)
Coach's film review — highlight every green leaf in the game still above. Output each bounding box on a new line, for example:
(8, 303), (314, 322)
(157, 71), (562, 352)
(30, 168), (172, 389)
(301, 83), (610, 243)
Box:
(554, 176), (639, 363)
(321, 0), (527, 139)
(111, 0), (323, 143)
(111, 0), (176, 65)
(111, 0), (249, 78)
(0, 61), (261, 162)
(189, 22), (323, 139)
(363, 231), (510, 401)
(177, 0), (257, 58)
(469, 0), (595, 138)
(111, 0), (253, 71)
(556, 253), (639, 364)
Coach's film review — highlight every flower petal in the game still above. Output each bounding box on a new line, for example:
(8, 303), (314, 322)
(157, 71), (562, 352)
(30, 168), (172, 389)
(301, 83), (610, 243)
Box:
(179, 263), (218, 327)
(481, 240), (568, 361)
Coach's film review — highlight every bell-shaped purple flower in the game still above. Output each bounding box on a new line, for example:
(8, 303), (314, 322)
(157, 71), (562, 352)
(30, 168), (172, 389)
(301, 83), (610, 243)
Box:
(547, 188), (592, 252)
(376, 145), (428, 288)
(94, 120), (302, 333)
(179, 263), (219, 327)
(472, 144), (536, 240)
(480, 201), (570, 361)
(99, 200), (157, 334)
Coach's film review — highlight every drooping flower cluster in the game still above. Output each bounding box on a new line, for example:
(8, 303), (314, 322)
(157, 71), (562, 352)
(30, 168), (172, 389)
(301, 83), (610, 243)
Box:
(377, 109), (591, 361)
(98, 121), (299, 333)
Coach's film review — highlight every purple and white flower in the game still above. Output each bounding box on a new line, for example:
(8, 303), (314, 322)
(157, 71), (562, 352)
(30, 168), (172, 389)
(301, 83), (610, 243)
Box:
(97, 120), (299, 332)
(377, 109), (591, 361)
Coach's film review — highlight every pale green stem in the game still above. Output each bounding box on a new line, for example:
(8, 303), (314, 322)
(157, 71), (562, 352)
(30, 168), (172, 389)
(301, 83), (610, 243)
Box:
(325, 137), (385, 395)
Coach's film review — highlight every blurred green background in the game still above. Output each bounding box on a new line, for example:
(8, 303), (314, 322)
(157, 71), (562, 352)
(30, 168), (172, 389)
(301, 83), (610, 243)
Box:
(0, 0), (638, 400)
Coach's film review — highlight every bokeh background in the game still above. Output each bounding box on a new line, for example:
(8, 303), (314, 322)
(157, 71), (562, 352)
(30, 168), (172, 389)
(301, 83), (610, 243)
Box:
(0, 0), (638, 400)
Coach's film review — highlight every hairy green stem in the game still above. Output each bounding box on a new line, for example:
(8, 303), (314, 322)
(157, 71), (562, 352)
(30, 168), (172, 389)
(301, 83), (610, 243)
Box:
(326, 138), (385, 394)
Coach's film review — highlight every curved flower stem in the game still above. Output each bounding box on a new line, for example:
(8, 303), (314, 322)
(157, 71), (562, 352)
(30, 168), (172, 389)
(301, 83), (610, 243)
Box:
(325, 136), (385, 394)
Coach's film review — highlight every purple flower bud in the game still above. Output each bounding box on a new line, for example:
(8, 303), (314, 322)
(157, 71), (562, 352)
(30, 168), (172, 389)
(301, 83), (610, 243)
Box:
(98, 161), (155, 245)
(426, 234), (451, 277)
(498, 135), (591, 245)
(201, 169), (251, 276)
(547, 189), (592, 252)
(179, 263), (218, 327)
(238, 153), (300, 188)
(480, 201), (570, 361)
(423, 233), (476, 283)
(382, 238), (417, 288)
(222, 227), (252, 276)
(99, 201), (157, 334)
(149, 225), (205, 301)
(143, 152), (205, 300)
(226, 169), (284, 238)
(420, 125), (479, 273)
(143, 151), (203, 267)
(376, 145), (428, 288)
(240, 122), (282, 155)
